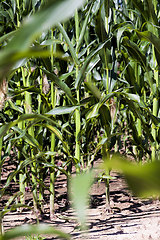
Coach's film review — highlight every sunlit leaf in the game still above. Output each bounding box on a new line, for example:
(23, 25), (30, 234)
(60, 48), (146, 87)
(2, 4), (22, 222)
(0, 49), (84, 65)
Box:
(46, 106), (78, 115)
(86, 103), (100, 120)
(136, 30), (160, 66)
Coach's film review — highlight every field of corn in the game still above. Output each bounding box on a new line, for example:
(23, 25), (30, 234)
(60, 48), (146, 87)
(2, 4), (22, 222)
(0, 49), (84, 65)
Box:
(0, 0), (160, 239)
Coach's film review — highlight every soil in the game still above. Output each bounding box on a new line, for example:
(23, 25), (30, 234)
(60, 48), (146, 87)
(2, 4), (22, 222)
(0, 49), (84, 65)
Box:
(1, 158), (160, 240)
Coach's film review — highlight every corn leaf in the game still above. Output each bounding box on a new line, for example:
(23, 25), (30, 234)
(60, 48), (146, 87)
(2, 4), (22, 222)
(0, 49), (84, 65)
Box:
(57, 23), (79, 65)
(41, 68), (77, 105)
(11, 126), (42, 151)
(46, 106), (78, 115)
(103, 155), (160, 198)
(70, 171), (94, 229)
(85, 82), (102, 100)
(86, 103), (100, 120)
(75, 40), (111, 89)
(77, 3), (93, 52)
(0, 224), (70, 240)
(136, 30), (160, 66)
(0, 114), (60, 138)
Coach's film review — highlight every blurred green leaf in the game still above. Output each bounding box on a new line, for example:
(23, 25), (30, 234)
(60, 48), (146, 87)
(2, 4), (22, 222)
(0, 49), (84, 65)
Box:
(0, 0), (86, 83)
(103, 155), (160, 198)
(70, 171), (94, 228)
(6, 0), (86, 53)
(0, 224), (70, 240)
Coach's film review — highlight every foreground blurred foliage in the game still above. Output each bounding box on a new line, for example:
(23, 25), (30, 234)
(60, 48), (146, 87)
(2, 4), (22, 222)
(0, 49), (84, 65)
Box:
(104, 155), (160, 198)
(0, 224), (70, 240)
(0, 0), (160, 238)
(71, 155), (160, 228)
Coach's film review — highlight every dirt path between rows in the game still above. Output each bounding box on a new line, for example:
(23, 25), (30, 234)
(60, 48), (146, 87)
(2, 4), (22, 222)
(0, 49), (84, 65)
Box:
(1, 159), (160, 240)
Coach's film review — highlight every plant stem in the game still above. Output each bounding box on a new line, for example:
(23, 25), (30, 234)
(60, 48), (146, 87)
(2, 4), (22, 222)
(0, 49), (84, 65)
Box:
(16, 0), (20, 28)
(151, 38), (159, 161)
(102, 144), (110, 211)
(50, 81), (56, 219)
(0, 215), (4, 236)
(50, 30), (56, 219)
(17, 69), (25, 207)
(0, 137), (2, 186)
(38, 71), (43, 211)
(135, 63), (142, 161)
(22, 66), (38, 212)
(75, 9), (81, 167)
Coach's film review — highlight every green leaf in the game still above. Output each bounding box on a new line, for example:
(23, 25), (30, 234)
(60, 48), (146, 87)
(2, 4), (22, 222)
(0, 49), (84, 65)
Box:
(122, 36), (154, 91)
(136, 30), (160, 66)
(70, 171), (94, 228)
(117, 23), (134, 50)
(57, 23), (79, 65)
(0, 114), (60, 139)
(77, 3), (93, 52)
(131, 0), (148, 22)
(104, 0), (110, 18)
(0, 224), (70, 240)
(103, 155), (160, 198)
(86, 103), (100, 120)
(40, 123), (69, 154)
(123, 93), (140, 103)
(3, 158), (34, 190)
(41, 68), (77, 105)
(0, 30), (16, 44)
(144, 0), (158, 25)
(85, 82), (102, 100)
(95, 3), (112, 71)
(75, 40), (111, 89)
(99, 104), (111, 134)
(122, 36), (147, 69)
(7, 99), (23, 113)
(122, 60), (138, 93)
(59, 71), (76, 81)
(95, 3), (106, 42)
(11, 126), (42, 150)
(46, 106), (78, 115)
(40, 124), (62, 142)
(6, 0), (86, 53)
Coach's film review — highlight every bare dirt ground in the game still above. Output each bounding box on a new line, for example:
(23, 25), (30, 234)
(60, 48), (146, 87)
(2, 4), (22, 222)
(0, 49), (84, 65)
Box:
(1, 159), (160, 240)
